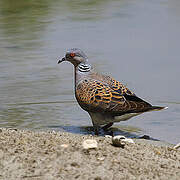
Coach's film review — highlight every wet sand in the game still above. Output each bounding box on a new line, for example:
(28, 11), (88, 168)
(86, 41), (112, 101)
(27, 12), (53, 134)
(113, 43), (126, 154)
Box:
(0, 128), (179, 180)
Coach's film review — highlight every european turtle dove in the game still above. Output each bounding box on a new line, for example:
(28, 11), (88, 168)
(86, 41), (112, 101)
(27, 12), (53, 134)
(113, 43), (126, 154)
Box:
(58, 48), (167, 135)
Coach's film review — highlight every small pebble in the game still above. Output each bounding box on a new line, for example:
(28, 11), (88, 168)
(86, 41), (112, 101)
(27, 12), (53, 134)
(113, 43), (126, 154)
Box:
(82, 139), (98, 149)
(112, 136), (126, 147)
(60, 144), (69, 148)
(121, 138), (134, 144)
(105, 135), (112, 138)
(174, 143), (180, 150)
(112, 135), (134, 148)
(97, 157), (105, 161)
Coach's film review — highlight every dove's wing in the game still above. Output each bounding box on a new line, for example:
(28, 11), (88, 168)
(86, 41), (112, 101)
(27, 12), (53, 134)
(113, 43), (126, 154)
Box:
(75, 78), (153, 116)
(100, 75), (135, 95)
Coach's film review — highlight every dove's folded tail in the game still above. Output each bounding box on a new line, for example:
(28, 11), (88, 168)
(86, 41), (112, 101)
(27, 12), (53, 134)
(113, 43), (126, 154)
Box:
(148, 106), (168, 112)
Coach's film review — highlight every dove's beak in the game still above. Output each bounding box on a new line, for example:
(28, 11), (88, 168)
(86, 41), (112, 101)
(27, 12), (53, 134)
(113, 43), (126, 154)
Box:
(58, 57), (66, 64)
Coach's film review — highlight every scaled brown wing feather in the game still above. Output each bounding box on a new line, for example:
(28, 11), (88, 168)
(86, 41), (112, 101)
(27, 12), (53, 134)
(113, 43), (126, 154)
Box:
(75, 78), (152, 115)
(100, 74), (135, 96)
(90, 73), (135, 95)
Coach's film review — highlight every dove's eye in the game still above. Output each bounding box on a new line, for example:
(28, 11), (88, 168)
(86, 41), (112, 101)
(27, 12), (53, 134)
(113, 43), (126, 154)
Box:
(70, 53), (75, 57)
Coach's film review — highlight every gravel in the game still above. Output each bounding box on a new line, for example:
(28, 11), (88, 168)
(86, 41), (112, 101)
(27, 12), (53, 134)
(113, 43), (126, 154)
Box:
(0, 128), (179, 180)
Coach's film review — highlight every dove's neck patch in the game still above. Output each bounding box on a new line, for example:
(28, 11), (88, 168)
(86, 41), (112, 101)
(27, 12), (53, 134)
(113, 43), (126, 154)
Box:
(78, 63), (91, 72)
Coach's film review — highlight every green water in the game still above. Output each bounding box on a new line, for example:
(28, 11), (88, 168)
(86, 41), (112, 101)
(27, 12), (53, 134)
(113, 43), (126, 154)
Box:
(0, 0), (180, 144)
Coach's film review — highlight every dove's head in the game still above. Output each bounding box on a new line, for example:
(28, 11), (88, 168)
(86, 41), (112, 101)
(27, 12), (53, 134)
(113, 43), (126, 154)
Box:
(58, 48), (88, 67)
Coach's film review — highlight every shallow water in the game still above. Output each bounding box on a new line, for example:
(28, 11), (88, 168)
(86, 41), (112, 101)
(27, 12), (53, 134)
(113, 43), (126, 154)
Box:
(0, 0), (180, 144)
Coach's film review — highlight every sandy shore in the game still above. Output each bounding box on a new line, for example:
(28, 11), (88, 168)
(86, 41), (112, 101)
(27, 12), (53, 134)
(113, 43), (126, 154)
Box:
(0, 128), (179, 180)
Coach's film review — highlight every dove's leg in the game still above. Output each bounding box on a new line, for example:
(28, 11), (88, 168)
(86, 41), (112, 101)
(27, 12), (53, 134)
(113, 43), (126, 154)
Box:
(93, 124), (100, 135)
(102, 122), (113, 130)
(88, 112), (102, 135)
(88, 112), (114, 135)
